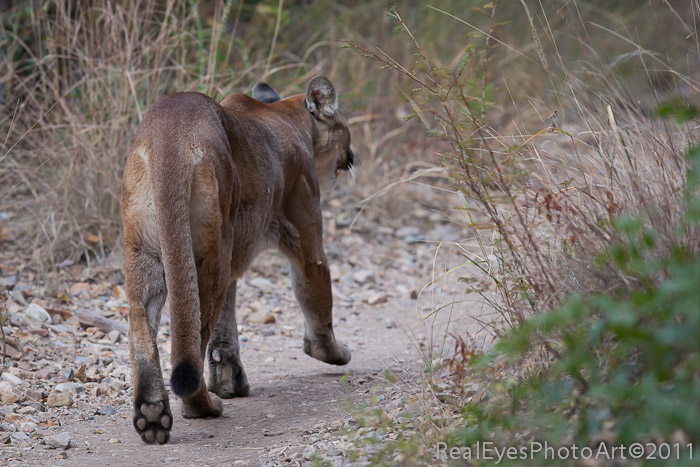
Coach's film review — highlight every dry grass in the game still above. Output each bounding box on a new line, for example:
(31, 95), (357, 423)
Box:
(0, 0), (472, 273)
(2, 1), (217, 266)
(350, 1), (700, 325)
(1, 0), (697, 313)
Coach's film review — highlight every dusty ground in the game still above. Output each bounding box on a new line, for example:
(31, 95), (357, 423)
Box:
(0, 183), (496, 466)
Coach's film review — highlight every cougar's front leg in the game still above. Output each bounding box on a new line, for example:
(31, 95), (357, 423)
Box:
(290, 255), (351, 365)
(207, 281), (250, 398)
(282, 178), (351, 366)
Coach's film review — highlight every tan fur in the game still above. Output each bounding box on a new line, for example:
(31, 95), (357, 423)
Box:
(121, 77), (353, 445)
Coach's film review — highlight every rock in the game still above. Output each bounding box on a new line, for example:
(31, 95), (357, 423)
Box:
(54, 382), (85, 395)
(56, 451), (68, 459)
(10, 289), (28, 306)
(1, 372), (22, 385)
(46, 432), (71, 449)
(249, 311), (276, 324)
(25, 389), (46, 402)
(68, 282), (91, 296)
(10, 431), (29, 443)
(20, 422), (38, 433)
(352, 269), (374, 284)
(384, 319), (397, 329)
(4, 413), (28, 423)
(47, 393), (73, 408)
(398, 402), (423, 418)
(367, 293), (387, 305)
(359, 431), (384, 442)
(327, 447), (342, 457)
(85, 367), (102, 382)
(97, 405), (118, 416)
(73, 364), (86, 382)
(60, 367), (74, 382)
(395, 226), (420, 238)
(28, 327), (49, 337)
(107, 329), (121, 343)
(4, 302), (21, 316)
(75, 308), (125, 333)
(335, 213), (352, 228)
(111, 285), (127, 301)
(3, 344), (20, 359)
(25, 303), (51, 323)
(28, 400), (46, 412)
(0, 432), (10, 444)
(0, 381), (19, 403)
(0, 275), (17, 288)
(249, 277), (276, 292)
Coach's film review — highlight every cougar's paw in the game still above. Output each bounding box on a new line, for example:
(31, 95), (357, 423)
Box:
(133, 400), (172, 445)
(182, 392), (224, 419)
(304, 337), (352, 366)
(208, 348), (250, 398)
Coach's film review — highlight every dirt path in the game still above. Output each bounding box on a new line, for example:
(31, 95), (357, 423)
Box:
(1, 186), (494, 466)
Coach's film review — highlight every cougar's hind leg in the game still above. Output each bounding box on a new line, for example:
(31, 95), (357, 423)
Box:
(207, 281), (250, 398)
(125, 243), (173, 445)
(180, 172), (234, 418)
(180, 245), (230, 418)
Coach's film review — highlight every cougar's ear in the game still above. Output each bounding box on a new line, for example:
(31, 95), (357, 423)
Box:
(252, 82), (281, 103)
(305, 76), (337, 119)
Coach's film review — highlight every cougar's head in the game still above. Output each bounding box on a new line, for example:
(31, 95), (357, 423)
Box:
(252, 77), (354, 187)
(304, 77), (354, 186)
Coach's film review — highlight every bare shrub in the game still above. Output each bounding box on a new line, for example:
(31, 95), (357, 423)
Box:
(349, 2), (700, 324)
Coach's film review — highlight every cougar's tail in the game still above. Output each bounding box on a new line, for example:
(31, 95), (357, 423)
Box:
(150, 145), (202, 398)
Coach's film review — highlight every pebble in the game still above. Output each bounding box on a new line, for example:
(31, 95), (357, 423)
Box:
(352, 269), (374, 284)
(249, 311), (276, 324)
(0, 275), (17, 288)
(108, 330), (121, 343)
(1, 372), (23, 385)
(20, 422), (38, 433)
(359, 431), (384, 442)
(10, 431), (29, 442)
(395, 226), (420, 238)
(384, 319), (397, 329)
(0, 404), (17, 415)
(54, 382), (85, 395)
(60, 367), (74, 382)
(97, 405), (117, 416)
(46, 432), (71, 449)
(4, 413), (30, 423)
(25, 303), (52, 323)
(367, 293), (387, 305)
(327, 447), (342, 457)
(10, 289), (28, 306)
(0, 381), (19, 403)
(47, 392), (73, 408)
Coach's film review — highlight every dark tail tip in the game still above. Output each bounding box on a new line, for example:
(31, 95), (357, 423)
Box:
(171, 362), (200, 397)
